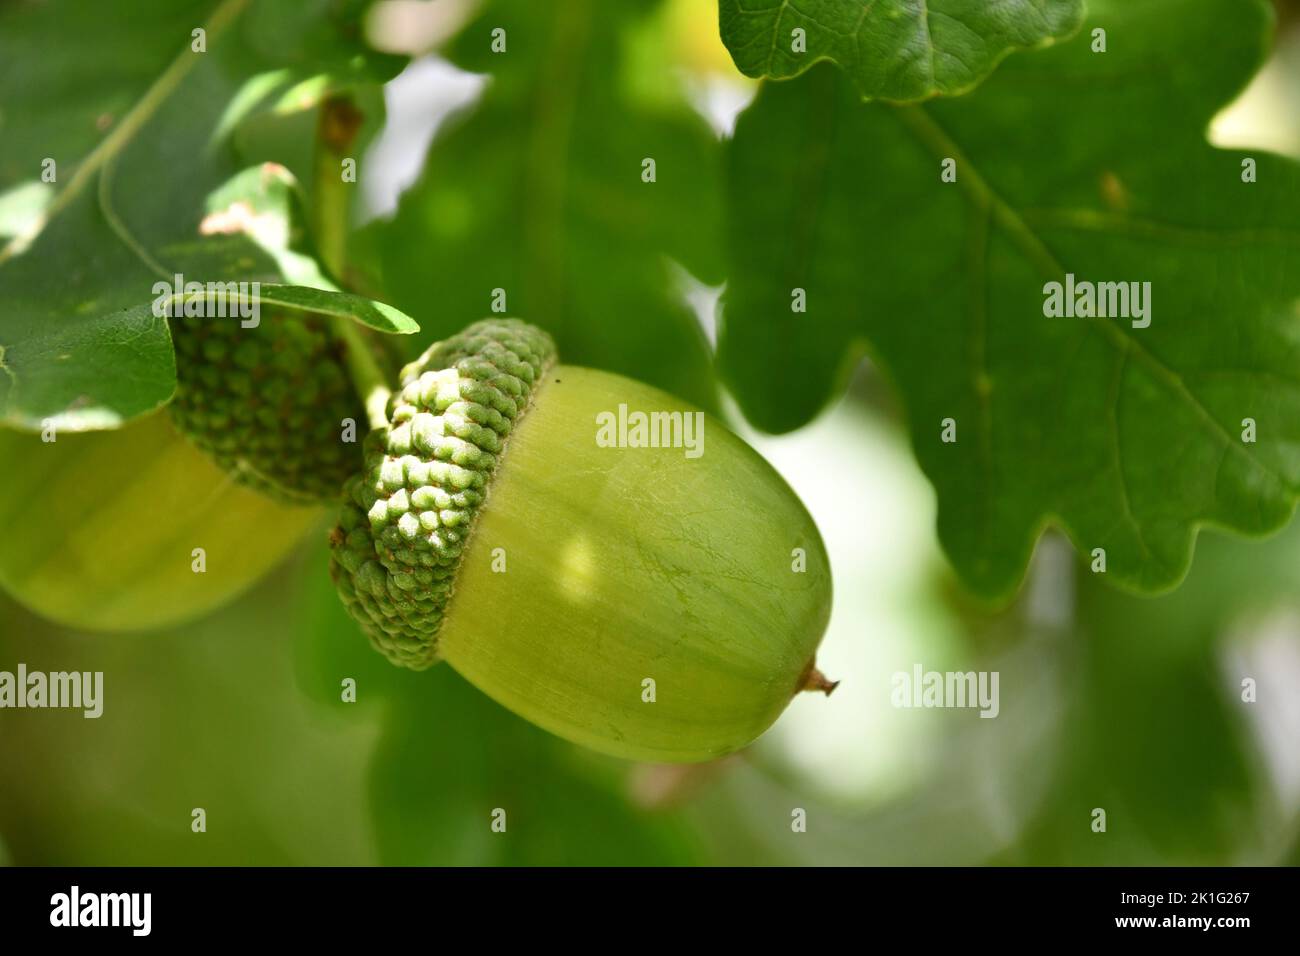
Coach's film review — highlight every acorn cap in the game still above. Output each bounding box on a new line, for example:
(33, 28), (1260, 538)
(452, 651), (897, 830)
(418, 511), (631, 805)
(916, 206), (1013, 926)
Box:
(330, 319), (556, 667)
(168, 308), (364, 503)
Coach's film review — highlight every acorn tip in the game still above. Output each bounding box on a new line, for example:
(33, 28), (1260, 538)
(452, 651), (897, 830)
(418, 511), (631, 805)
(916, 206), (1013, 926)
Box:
(801, 666), (840, 696)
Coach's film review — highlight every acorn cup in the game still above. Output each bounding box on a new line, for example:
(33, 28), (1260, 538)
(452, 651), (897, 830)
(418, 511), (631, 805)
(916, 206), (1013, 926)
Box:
(168, 306), (367, 504)
(330, 319), (834, 763)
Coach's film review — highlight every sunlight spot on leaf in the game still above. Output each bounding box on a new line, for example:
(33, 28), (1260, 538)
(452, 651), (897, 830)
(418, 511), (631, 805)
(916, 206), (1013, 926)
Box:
(0, 180), (53, 249)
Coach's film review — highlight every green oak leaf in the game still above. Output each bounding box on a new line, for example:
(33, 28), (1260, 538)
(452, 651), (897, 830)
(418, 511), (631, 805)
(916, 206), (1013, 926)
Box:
(0, 0), (215, 188)
(150, 283), (418, 334)
(718, 0), (1300, 596)
(359, 0), (723, 411)
(0, 0), (403, 431)
(4, 282), (417, 433)
(718, 0), (1084, 102)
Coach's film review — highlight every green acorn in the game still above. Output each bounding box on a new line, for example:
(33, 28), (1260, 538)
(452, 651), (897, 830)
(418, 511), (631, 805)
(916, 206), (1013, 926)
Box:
(168, 307), (365, 503)
(330, 319), (833, 763)
(0, 411), (322, 631)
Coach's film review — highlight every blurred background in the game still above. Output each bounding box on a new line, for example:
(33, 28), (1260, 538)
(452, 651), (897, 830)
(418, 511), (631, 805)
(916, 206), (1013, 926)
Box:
(1, 0), (1298, 865)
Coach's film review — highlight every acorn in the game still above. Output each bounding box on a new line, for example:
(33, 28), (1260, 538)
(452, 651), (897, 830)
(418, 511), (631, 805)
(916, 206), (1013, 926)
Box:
(329, 319), (833, 763)
(0, 411), (322, 631)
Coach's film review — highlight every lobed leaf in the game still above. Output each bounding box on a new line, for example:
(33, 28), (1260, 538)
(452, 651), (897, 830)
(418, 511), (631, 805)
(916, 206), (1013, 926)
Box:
(0, 0), (405, 431)
(718, 0), (1084, 102)
(719, 0), (1300, 595)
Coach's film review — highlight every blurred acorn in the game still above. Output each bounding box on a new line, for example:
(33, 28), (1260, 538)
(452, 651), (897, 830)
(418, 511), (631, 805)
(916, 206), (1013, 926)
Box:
(0, 411), (322, 631)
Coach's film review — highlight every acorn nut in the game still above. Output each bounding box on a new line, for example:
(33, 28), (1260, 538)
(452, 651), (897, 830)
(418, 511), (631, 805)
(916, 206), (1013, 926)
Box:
(0, 411), (322, 631)
(330, 319), (834, 763)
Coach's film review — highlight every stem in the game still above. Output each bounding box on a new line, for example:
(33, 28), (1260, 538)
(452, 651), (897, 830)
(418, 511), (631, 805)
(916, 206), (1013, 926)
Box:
(335, 318), (392, 432)
(798, 661), (840, 696)
(312, 94), (391, 430)
(312, 94), (364, 282)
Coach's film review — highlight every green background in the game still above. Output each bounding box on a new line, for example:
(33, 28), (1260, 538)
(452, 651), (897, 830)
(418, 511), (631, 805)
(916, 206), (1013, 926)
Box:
(1, 0), (1299, 865)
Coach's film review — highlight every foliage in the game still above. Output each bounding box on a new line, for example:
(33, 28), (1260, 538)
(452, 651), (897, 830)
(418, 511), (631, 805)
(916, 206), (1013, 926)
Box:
(718, 0), (1083, 101)
(0, 0), (1297, 866)
(719, 0), (1300, 596)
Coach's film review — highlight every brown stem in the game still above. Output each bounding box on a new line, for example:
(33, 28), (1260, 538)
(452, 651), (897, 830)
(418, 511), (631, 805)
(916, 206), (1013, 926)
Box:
(797, 659), (840, 696)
